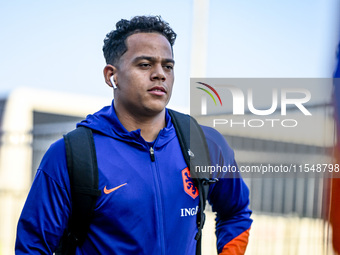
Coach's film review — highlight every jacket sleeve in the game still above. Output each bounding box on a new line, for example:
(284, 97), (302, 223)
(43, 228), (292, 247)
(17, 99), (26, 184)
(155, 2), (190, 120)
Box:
(15, 139), (71, 254)
(201, 126), (253, 255)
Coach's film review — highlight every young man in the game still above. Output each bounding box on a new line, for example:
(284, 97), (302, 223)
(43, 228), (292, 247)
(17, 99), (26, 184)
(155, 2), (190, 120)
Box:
(16, 16), (252, 254)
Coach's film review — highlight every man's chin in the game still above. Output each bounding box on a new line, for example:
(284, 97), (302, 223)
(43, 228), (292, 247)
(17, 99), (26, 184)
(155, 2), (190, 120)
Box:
(144, 107), (166, 117)
(146, 100), (169, 113)
(141, 103), (168, 117)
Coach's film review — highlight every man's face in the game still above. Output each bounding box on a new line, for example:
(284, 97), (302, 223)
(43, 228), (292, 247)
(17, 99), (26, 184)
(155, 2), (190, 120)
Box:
(113, 32), (175, 117)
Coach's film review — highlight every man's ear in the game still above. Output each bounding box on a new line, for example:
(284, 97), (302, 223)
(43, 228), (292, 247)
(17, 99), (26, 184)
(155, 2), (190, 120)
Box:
(103, 64), (118, 88)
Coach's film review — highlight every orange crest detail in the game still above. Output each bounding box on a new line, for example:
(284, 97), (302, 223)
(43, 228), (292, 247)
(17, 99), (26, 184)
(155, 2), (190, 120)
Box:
(181, 167), (199, 199)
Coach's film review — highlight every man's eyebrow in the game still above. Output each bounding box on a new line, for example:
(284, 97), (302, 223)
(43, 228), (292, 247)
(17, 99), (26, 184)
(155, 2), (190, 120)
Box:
(133, 56), (175, 64)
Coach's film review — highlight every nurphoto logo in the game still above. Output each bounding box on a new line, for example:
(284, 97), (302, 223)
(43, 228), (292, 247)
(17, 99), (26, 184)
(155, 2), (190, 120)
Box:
(191, 79), (315, 129)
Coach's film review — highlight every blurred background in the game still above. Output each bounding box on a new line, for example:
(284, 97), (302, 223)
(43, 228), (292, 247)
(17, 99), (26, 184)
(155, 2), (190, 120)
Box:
(1, 0), (340, 254)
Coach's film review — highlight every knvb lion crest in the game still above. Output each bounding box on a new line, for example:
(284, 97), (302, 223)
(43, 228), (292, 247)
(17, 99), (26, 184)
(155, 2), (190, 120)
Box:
(181, 167), (199, 199)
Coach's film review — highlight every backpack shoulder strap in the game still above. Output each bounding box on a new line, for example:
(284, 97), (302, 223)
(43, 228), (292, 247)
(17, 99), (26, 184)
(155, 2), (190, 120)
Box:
(168, 109), (211, 178)
(168, 109), (218, 255)
(57, 126), (101, 255)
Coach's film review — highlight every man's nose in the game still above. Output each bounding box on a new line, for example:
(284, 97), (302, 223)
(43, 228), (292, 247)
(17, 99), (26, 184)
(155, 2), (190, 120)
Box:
(151, 64), (166, 81)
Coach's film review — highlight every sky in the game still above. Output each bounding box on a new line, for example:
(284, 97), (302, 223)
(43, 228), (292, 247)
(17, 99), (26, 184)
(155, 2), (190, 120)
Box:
(0, 0), (339, 111)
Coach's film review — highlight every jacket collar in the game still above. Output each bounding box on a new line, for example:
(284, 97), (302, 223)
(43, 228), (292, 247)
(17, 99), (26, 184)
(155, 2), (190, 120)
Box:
(77, 100), (176, 148)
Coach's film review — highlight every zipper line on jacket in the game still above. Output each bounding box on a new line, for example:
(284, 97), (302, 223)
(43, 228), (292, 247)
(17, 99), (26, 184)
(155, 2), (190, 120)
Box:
(148, 144), (166, 255)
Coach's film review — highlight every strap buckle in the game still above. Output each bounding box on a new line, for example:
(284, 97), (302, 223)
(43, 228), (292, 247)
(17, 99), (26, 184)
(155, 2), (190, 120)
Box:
(201, 178), (219, 185)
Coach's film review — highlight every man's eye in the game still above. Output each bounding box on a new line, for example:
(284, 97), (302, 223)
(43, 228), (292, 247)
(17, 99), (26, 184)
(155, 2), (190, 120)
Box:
(139, 63), (151, 68)
(164, 65), (174, 70)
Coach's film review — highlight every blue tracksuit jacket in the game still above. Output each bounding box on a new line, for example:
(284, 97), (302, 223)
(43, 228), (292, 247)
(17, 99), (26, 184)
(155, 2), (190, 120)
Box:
(16, 101), (252, 254)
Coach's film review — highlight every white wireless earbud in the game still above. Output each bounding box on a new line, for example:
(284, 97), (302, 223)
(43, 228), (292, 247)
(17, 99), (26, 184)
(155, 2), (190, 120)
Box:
(110, 76), (117, 89)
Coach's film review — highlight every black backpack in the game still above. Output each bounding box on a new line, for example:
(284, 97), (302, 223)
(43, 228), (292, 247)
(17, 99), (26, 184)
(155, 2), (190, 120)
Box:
(56, 109), (218, 255)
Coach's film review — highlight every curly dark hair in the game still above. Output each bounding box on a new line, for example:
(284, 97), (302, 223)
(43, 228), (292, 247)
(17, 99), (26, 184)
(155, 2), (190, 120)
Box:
(103, 15), (177, 65)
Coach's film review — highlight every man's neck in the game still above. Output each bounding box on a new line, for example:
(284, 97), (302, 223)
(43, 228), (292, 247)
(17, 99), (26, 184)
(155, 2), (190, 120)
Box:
(115, 106), (166, 142)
